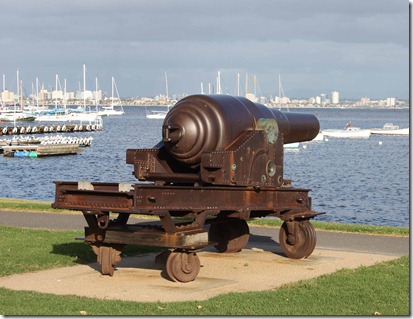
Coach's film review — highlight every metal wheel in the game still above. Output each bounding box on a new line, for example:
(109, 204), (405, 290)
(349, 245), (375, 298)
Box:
(100, 246), (116, 276)
(209, 219), (250, 253)
(279, 220), (316, 259)
(166, 251), (201, 283)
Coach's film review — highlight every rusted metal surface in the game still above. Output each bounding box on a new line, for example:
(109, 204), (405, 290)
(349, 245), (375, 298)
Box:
(52, 94), (325, 282)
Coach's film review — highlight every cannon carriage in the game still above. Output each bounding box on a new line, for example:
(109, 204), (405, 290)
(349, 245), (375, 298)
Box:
(52, 94), (324, 282)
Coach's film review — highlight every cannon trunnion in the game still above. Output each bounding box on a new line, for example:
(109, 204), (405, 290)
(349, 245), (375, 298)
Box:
(53, 94), (324, 282)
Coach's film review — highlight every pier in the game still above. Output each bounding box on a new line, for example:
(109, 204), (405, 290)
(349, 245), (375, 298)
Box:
(0, 135), (93, 157)
(0, 123), (103, 136)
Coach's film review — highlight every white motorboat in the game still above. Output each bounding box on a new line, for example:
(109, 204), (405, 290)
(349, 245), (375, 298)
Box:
(322, 127), (371, 138)
(284, 142), (300, 149)
(370, 123), (409, 136)
(146, 109), (169, 119)
(312, 132), (325, 141)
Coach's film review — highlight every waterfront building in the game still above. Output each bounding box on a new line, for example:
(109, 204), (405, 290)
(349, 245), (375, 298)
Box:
(1, 89), (15, 103)
(386, 97), (396, 107)
(331, 91), (339, 104)
(320, 93), (327, 106)
(52, 90), (64, 100)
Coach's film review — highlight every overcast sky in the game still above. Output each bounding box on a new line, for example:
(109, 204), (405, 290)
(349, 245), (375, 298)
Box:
(0, 0), (409, 100)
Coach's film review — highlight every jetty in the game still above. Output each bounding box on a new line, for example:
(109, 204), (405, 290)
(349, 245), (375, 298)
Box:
(0, 135), (93, 157)
(0, 123), (103, 136)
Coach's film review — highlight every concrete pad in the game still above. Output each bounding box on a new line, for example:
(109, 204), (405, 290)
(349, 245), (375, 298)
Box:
(0, 244), (397, 302)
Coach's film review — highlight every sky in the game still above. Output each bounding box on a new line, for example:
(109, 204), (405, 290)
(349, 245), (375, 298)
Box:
(0, 0), (409, 100)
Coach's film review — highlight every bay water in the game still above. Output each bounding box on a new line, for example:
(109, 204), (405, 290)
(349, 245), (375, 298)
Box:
(0, 106), (409, 227)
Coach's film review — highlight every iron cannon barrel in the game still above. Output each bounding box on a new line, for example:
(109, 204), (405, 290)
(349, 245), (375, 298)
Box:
(275, 111), (320, 144)
(162, 94), (319, 166)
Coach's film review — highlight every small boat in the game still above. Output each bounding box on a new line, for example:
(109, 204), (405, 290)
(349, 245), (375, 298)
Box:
(146, 72), (171, 120)
(97, 77), (125, 117)
(322, 127), (371, 138)
(284, 142), (300, 149)
(0, 112), (36, 122)
(146, 108), (169, 119)
(312, 132), (324, 141)
(370, 123), (409, 136)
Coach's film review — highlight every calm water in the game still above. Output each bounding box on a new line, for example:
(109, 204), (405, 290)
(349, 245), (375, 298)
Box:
(0, 106), (409, 227)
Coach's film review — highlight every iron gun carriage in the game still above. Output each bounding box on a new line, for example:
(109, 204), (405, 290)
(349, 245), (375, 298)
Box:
(52, 94), (324, 282)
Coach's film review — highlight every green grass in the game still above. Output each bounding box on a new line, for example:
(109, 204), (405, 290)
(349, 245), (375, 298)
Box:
(248, 217), (409, 236)
(0, 225), (409, 315)
(0, 255), (409, 315)
(0, 226), (160, 277)
(0, 197), (74, 214)
(0, 197), (409, 236)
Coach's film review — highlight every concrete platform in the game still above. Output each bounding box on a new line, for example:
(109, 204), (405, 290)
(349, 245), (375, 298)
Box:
(0, 243), (397, 302)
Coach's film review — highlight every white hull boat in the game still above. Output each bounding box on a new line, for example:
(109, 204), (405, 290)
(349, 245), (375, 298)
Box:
(98, 77), (125, 117)
(370, 123), (409, 136)
(98, 107), (125, 117)
(284, 142), (300, 149)
(146, 72), (171, 120)
(146, 109), (169, 119)
(35, 112), (100, 123)
(322, 127), (371, 138)
(313, 132), (324, 141)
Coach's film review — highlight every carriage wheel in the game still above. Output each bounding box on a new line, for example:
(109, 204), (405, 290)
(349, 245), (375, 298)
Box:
(166, 251), (201, 283)
(279, 220), (316, 259)
(209, 219), (250, 253)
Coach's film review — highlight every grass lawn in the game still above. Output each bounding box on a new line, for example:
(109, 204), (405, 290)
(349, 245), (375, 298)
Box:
(0, 225), (409, 316)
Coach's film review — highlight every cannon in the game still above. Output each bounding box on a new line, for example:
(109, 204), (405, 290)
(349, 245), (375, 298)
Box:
(52, 94), (324, 282)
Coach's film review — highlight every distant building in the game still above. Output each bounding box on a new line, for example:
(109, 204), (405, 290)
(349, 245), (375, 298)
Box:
(246, 93), (257, 102)
(52, 90), (64, 100)
(1, 89), (15, 103)
(386, 97), (396, 107)
(320, 93), (327, 106)
(76, 90), (95, 101)
(331, 91), (339, 104)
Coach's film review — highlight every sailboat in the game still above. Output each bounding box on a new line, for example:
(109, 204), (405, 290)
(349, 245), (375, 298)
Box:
(146, 72), (171, 119)
(0, 78), (36, 122)
(35, 65), (101, 123)
(277, 74), (289, 111)
(98, 77), (125, 116)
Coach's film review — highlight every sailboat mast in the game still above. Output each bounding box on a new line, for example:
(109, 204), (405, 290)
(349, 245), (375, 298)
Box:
(64, 78), (67, 112)
(55, 74), (58, 109)
(36, 77), (39, 108)
(111, 76), (114, 108)
(20, 80), (24, 111)
(253, 74), (257, 98)
(278, 74), (281, 98)
(83, 64), (86, 111)
(41, 83), (45, 109)
(95, 77), (98, 109)
(164, 71), (169, 105)
(16, 69), (19, 99)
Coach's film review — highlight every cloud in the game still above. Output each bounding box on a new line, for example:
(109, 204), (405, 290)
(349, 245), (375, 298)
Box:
(0, 0), (408, 99)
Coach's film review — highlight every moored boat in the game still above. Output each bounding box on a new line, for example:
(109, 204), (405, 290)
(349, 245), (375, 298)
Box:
(322, 127), (371, 138)
(370, 123), (409, 136)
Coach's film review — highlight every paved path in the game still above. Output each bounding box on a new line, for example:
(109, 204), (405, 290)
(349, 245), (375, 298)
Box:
(0, 210), (408, 256)
(0, 210), (408, 302)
